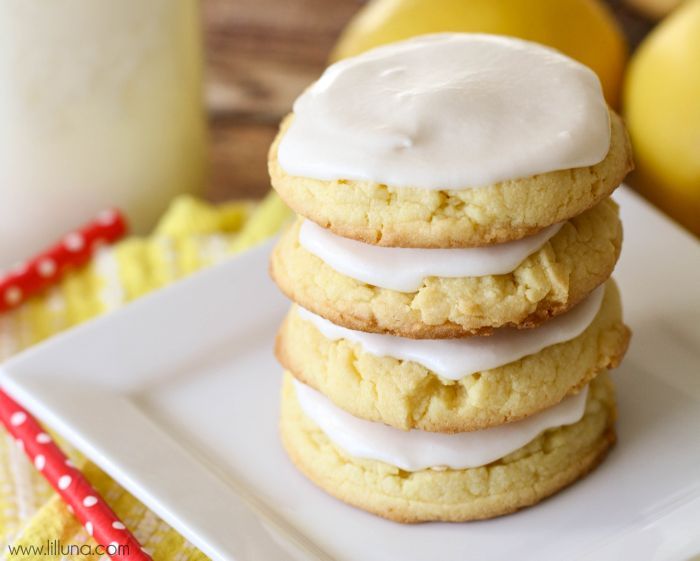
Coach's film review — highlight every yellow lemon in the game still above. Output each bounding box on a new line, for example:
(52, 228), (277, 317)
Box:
(332, 0), (627, 107)
(624, 0), (700, 236)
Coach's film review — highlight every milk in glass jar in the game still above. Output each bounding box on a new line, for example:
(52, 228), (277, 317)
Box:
(0, 0), (207, 267)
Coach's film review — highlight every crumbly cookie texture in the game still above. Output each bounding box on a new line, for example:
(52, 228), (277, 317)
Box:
(280, 371), (616, 523)
(270, 198), (622, 338)
(277, 281), (629, 432)
(269, 110), (633, 248)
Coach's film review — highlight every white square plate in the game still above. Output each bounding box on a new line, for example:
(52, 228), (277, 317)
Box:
(2, 188), (700, 561)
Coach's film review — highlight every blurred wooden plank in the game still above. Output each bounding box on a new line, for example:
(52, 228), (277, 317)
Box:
(203, 0), (360, 119)
(202, 0), (361, 200)
(208, 119), (279, 201)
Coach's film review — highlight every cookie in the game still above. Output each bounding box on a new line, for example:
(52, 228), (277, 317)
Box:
(279, 371), (616, 523)
(276, 281), (629, 432)
(270, 198), (622, 338)
(269, 110), (632, 248)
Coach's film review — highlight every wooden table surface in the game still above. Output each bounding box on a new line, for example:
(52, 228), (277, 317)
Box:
(202, 0), (654, 202)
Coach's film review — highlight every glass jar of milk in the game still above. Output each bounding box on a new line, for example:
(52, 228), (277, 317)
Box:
(0, 0), (207, 267)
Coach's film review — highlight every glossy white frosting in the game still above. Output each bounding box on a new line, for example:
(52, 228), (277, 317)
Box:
(299, 218), (563, 292)
(297, 284), (604, 380)
(278, 33), (610, 189)
(293, 378), (589, 471)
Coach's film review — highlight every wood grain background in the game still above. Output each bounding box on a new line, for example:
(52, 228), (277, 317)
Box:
(202, 0), (654, 202)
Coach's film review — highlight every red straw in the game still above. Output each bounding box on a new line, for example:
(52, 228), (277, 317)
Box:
(0, 392), (152, 560)
(0, 210), (152, 560)
(0, 209), (126, 312)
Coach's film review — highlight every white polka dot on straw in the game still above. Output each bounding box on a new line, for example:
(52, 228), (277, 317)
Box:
(112, 521), (126, 530)
(83, 495), (98, 507)
(10, 411), (26, 426)
(37, 258), (57, 278)
(64, 233), (85, 252)
(58, 475), (72, 490)
(4, 286), (22, 305)
(85, 521), (93, 536)
(36, 432), (51, 444)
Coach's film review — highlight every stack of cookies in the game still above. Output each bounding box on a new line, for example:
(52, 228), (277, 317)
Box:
(268, 34), (633, 522)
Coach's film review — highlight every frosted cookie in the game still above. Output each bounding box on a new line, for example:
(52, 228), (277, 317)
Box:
(269, 34), (634, 248)
(270, 198), (622, 338)
(276, 281), (629, 432)
(280, 371), (616, 523)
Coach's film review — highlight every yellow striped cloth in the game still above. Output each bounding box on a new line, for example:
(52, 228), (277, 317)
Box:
(0, 193), (291, 560)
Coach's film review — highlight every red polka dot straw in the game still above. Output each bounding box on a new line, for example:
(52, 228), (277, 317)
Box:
(0, 392), (152, 560)
(0, 209), (152, 560)
(0, 209), (127, 312)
